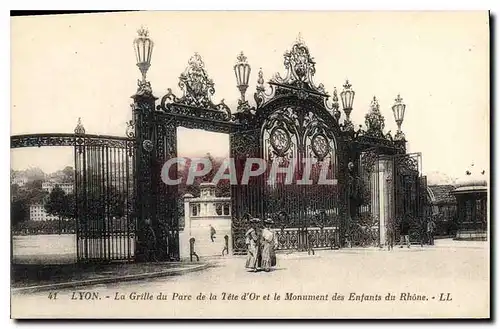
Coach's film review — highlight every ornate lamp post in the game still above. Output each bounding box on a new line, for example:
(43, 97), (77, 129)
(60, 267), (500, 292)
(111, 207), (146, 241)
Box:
(392, 94), (406, 141)
(234, 51), (251, 111)
(340, 80), (355, 130)
(131, 26), (158, 262)
(133, 26), (154, 82)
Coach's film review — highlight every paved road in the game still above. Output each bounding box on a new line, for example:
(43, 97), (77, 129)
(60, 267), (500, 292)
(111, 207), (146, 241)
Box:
(11, 240), (489, 319)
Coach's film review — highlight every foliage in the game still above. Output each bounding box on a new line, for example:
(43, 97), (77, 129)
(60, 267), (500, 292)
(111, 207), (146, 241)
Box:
(13, 219), (76, 235)
(24, 167), (46, 181)
(11, 179), (48, 230)
(44, 185), (70, 220)
(11, 199), (29, 228)
(62, 166), (74, 183)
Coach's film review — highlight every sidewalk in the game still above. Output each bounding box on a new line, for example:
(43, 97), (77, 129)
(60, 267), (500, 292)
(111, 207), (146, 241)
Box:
(11, 261), (211, 294)
(433, 238), (489, 249)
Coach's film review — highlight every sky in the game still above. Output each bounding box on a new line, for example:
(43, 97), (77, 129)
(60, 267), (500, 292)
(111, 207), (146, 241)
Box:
(10, 11), (489, 182)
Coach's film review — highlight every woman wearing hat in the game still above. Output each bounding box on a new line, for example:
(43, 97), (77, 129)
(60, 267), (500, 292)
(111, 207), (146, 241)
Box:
(260, 218), (277, 272)
(245, 218), (261, 272)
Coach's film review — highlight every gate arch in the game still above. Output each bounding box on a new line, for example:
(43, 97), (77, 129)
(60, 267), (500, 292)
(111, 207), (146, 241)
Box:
(247, 39), (347, 251)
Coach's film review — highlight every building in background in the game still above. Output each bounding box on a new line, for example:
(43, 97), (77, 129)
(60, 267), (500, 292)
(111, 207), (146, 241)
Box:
(11, 174), (28, 187)
(427, 185), (458, 237)
(451, 169), (488, 241)
(42, 182), (74, 195)
(29, 203), (59, 222)
(180, 183), (232, 259)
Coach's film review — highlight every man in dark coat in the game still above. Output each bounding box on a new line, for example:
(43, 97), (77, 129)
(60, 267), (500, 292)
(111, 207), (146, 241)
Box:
(209, 224), (216, 242)
(399, 217), (410, 248)
(427, 219), (436, 245)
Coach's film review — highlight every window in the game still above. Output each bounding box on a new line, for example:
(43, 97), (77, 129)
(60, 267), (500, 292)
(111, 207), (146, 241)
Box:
(191, 204), (198, 217)
(216, 203), (223, 216)
(223, 204), (230, 215)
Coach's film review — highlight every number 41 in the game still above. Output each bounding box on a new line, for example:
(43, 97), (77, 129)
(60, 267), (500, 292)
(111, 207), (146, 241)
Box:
(48, 292), (58, 300)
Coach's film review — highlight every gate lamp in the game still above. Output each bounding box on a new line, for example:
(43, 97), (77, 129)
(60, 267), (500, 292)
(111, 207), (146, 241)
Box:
(392, 94), (406, 140)
(234, 51), (251, 102)
(340, 80), (355, 123)
(340, 80), (355, 130)
(133, 26), (154, 82)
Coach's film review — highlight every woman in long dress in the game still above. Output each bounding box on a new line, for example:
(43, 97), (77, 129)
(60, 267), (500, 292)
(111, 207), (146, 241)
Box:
(245, 218), (261, 272)
(260, 218), (277, 272)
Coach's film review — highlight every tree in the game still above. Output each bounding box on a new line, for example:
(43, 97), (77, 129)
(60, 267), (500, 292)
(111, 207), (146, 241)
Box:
(44, 185), (70, 234)
(25, 167), (46, 182)
(26, 179), (43, 191)
(10, 183), (20, 201)
(11, 179), (46, 231)
(62, 166), (75, 183)
(11, 199), (28, 229)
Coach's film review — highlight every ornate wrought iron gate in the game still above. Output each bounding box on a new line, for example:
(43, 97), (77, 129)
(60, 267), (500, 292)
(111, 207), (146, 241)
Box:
(393, 152), (426, 244)
(10, 125), (137, 263)
(73, 124), (136, 263)
(11, 33), (428, 263)
(261, 105), (341, 251)
(348, 149), (381, 247)
(251, 39), (346, 252)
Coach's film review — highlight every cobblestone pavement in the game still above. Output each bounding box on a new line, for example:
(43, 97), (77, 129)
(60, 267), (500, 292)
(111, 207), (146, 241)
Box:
(11, 240), (490, 319)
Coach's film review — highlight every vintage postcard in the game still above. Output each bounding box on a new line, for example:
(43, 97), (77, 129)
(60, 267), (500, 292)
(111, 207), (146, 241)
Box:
(10, 11), (490, 319)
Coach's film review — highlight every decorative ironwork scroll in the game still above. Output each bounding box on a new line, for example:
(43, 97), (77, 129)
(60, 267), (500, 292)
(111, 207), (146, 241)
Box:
(364, 96), (386, 138)
(158, 53), (232, 122)
(273, 35), (327, 94)
(360, 150), (378, 174)
(254, 37), (331, 110)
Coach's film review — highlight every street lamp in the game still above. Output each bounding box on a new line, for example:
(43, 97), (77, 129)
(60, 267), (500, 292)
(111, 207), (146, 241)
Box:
(234, 51), (251, 103)
(133, 26), (154, 82)
(340, 80), (355, 129)
(392, 94), (406, 140)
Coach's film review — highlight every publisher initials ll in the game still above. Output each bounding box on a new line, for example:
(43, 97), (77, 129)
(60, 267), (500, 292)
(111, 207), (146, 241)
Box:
(439, 293), (452, 301)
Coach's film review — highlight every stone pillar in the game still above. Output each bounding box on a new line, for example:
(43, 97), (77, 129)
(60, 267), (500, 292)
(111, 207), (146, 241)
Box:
(370, 168), (380, 224)
(378, 164), (386, 246)
(183, 194), (194, 236)
(378, 159), (394, 246)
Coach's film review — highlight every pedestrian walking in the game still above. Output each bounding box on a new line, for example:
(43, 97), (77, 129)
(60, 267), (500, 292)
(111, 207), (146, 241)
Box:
(427, 218), (436, 245)
(387, 219), (395, 251)
(399, 217), (411, 248)
(260, 218), (278, 272)
(209, 224), (216, 242)
(245, 218), (261, 272)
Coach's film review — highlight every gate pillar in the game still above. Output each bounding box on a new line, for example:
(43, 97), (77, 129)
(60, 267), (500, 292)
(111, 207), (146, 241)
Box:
(131, 80), (160, 262)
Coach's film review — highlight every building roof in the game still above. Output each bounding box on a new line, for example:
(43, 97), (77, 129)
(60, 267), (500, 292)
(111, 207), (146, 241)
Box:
(427, 185), (456, 204)
(453, 185), (487, 194)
